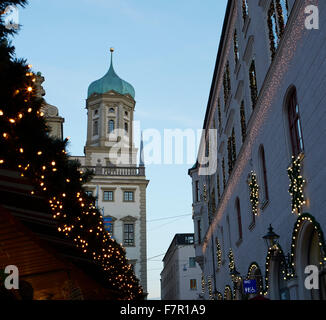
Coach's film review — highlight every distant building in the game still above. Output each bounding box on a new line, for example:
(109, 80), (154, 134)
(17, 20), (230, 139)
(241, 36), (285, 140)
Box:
(161, 234), (202, 300)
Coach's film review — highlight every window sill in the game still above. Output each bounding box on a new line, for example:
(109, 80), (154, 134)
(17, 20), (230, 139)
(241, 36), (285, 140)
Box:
(261, 200), (269, 210)
(248, 221), (255, 231)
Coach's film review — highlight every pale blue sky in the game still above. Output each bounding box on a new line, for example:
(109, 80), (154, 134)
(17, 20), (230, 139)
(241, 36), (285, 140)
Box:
(13, 0), (228, 299)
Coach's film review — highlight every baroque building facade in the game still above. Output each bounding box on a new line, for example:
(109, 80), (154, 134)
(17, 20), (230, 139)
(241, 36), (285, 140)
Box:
(71, 50), (149, 295)
(189, 0), (326, 300)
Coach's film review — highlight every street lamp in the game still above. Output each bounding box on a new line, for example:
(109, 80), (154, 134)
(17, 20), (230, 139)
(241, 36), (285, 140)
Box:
(263, 224), (280, 250)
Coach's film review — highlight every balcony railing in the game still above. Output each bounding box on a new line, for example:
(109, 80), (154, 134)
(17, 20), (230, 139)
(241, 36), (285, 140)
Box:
(81, 166), (145, 177)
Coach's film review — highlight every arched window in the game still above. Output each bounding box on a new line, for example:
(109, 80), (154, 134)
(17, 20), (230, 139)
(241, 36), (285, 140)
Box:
(267, 0), (289, 60)
(124, 122), (128, 134)
(249, 60), (258, 109)
(235, 198), (243, 240)
(259, 145), (269, 203)
(93, 120), (98, 136)
(109, 107), (115, 113)
(287, 88), (304, 157)
(108, 120), (115, 134)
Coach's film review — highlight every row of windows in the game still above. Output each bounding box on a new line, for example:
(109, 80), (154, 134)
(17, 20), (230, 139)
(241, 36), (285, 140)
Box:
(240, 0), (289, 61)
(92, 119), (129, 136)
(196, 87), (304, 246)
(85, 190), (135, 202)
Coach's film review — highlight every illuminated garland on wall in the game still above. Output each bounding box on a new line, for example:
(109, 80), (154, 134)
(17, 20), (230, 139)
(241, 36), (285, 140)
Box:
(249, 171), (259, 216)
(287, 155), (306, 214)
(228, 248), (235, 273)
(216, 238), (222, 269)
(224, 285), (233, 300)
(290, 213), (326, 273)
(207, 275), (213, 300)
(201, 273), (205, 295)
(246, 262), (263, 295)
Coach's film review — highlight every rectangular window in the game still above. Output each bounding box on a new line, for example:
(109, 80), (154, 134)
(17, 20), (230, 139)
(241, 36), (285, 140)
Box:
(189, 257), (196, 268)
(124, 223), (134, 246)
(103, 191), (114, 201)
(93, 120), (99, 136)
(124, 191), (134, 202)
(85, 191), (93, 197)
(190, 279), (197, 290)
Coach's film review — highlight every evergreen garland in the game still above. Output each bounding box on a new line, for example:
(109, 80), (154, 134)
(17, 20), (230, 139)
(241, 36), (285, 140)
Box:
(287, 155), (305, 214)
(0, 0), (142, 300)
(249, 171), (259, 216)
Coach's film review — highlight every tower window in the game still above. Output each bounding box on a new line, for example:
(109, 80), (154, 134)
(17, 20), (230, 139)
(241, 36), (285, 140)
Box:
(108, 120), (115, 134)
(93, 120), (99, 136)
(124, 122), (128, 134)
(109, 108), (115, 113)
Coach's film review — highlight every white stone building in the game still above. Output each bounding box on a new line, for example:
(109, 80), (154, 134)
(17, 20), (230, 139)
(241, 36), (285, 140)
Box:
(189, 0), (326, 300)
(70, 50), (149, 295)
(161, 234), (202, 300)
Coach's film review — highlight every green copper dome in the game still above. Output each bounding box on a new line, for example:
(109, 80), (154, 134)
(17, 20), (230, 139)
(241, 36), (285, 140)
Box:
(87, 52), (135, 99)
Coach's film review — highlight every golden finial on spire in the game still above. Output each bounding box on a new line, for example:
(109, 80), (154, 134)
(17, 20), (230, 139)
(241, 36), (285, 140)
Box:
(110, 47), (114, 53)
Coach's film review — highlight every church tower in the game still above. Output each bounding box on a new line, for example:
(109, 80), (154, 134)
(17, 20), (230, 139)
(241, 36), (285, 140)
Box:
(85, 48), (138, 168)
(71, 49), (149, 296)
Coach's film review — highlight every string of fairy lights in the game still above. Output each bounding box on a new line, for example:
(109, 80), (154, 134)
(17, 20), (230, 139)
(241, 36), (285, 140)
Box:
(0, 61), (142, 299)
(248, 171), (259, 216)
